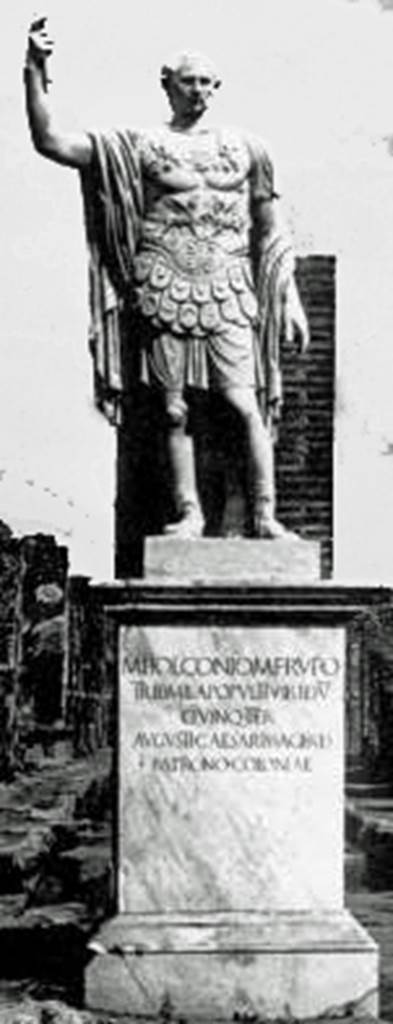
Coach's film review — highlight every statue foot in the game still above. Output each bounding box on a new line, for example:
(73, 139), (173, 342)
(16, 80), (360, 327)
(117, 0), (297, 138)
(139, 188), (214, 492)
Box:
(164, 505), (205, 539)
(253, 516), (299, 541)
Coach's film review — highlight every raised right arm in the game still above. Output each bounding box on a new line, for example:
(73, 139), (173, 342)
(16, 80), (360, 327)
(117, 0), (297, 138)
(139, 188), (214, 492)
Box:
(24, 16), (93, 169)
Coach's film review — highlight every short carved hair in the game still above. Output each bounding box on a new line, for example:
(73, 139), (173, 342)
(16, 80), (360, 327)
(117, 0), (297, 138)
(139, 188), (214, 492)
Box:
(160, 52), (222, 94)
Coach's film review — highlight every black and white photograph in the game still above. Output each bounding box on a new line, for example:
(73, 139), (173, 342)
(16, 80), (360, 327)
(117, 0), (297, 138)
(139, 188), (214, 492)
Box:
(1, 0), (393, 1020)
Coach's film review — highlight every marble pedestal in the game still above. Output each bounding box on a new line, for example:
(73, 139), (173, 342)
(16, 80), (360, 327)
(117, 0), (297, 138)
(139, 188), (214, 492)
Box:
(85, 547), (378, 1019)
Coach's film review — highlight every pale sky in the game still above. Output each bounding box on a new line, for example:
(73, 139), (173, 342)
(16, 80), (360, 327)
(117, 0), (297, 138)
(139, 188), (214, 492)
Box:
(2, 0), (393, 580)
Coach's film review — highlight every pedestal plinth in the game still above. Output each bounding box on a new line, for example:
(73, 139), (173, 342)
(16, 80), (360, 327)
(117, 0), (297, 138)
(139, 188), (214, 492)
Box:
(87, 910), (377, 1020)
(145, 536), (321, 583)
(85, 547), (378, 1019)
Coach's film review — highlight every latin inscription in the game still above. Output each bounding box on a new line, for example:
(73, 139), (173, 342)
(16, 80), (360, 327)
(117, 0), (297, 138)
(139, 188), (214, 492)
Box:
(121, 629), (342, 775)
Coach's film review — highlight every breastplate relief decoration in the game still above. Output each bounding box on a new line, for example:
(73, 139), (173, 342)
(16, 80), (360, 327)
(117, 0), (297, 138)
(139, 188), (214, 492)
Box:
(133, 128), (257, 334)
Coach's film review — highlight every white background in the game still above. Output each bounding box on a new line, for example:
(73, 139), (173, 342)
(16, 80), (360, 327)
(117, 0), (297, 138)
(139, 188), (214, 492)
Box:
(2, 0), (393, 581)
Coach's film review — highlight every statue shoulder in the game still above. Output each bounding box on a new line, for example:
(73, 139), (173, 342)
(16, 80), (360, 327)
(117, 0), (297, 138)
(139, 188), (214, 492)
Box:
(136, 125), (172, 151)
(132, 125), (179, 169)
(243, 133), (280, 200)
(242, 132), (273, 166)
(86, 126), (142, 160)
(215, 125), (249, 156)
(214, 127), (275, 179)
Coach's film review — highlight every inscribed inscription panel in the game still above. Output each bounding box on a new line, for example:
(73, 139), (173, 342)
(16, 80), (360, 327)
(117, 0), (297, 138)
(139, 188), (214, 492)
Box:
(119, 624), (345, 912)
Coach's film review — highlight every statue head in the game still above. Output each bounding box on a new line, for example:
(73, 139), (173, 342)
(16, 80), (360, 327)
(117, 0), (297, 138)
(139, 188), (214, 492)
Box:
(160, 52), (221, 125)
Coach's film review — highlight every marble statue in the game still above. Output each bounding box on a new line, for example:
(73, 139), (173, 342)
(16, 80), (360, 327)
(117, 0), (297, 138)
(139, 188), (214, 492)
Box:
(24, 18), (309, 540)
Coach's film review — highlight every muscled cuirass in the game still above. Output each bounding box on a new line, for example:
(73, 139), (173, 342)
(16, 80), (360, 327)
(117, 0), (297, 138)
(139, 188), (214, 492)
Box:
(132, 127), (258, 335)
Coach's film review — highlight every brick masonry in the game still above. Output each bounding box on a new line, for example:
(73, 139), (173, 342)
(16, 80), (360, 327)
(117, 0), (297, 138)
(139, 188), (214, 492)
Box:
(277, 256), (335, 577)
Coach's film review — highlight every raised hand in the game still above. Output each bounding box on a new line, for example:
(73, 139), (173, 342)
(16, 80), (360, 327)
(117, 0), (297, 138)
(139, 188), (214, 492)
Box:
(26, 15), (53, 83)
(24, 14), (92, 167)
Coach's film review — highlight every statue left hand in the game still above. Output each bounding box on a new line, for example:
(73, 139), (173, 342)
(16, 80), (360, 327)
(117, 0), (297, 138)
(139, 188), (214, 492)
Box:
(282, 279), (309, 354)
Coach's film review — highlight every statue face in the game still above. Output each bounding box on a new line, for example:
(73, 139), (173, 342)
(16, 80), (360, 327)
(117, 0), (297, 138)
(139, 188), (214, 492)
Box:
(166, 56), (219, 122)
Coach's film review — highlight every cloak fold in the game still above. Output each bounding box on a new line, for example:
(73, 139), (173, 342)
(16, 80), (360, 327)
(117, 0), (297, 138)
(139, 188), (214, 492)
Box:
(256, 232), (295, 435)
(80, 129), (143, 425)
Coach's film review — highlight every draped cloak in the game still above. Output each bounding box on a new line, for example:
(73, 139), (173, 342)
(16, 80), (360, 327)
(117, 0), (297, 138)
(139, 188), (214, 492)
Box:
(79, 129), (295, 435)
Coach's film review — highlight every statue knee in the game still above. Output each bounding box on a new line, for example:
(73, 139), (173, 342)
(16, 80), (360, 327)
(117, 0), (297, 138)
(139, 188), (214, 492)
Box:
(165, 392), (188, 428)
(225, 389), (259, 423)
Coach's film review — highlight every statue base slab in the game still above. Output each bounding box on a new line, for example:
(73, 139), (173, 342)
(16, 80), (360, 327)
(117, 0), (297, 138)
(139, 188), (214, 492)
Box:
(144, 536), (321, 582)
(85, 910), (378, 1020)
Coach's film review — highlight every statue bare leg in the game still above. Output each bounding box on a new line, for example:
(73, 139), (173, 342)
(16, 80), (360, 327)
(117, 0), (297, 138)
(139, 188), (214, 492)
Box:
(163, 391), (204, 538)
(162, 385), (296, 540)
(224, 387), (296, 539)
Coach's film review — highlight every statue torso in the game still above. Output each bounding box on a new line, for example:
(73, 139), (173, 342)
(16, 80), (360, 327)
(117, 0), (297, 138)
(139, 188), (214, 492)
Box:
(132, 126), (258, 335)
